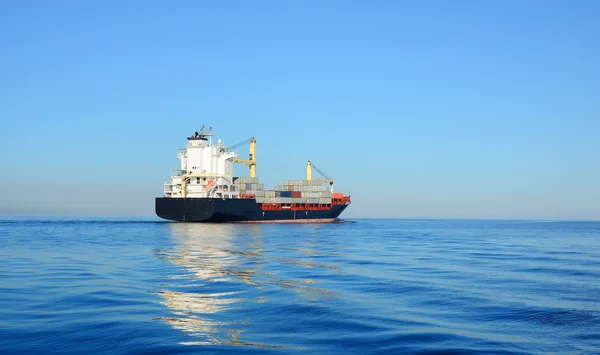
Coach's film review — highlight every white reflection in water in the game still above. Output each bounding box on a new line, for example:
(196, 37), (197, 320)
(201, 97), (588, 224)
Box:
(164, 223), (243, 282)
(156, 222), (337, 348)
(156, 223), (284, 348)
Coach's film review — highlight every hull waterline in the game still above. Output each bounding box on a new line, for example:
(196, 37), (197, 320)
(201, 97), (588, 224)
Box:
(156, 197), (349, 223)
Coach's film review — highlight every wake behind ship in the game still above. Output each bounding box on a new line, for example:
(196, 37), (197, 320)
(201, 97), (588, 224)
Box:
(155, 126), (351, 223)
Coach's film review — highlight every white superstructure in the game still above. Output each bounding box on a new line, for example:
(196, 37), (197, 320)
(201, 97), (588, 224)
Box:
(163, 126), (247, 198)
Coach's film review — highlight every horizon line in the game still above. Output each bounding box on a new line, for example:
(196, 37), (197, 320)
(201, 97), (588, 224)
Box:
(1, 214), (599, 223)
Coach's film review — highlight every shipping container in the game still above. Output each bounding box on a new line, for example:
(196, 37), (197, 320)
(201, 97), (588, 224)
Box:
(292, 191), (302, 198)
(236, 177), (259, 184)
(246, 183), (263, 190)
(294, 198), (308, 204)
(308, 199), (319, 204)
(280, 191), (293, 198)
(319, 198), (332, 204)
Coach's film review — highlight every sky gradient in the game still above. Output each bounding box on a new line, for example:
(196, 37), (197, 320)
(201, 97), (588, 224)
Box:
(1, 0), (599, 219)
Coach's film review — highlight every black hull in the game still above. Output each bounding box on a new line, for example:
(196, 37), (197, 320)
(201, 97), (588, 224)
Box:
(155, 198), (349, 223)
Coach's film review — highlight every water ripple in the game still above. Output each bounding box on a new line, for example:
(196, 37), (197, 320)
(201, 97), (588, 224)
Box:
(1, 219), (599, 354)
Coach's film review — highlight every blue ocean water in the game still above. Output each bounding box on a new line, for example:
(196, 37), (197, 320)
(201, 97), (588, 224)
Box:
(1, 219), (599, 354)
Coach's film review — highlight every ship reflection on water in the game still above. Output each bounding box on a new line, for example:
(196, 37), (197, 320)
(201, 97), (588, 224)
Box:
(154, 223), (266, 347)
(154, 223), (341, 348)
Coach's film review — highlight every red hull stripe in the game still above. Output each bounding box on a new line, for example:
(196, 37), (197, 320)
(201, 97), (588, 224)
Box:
(234, 218), (337, 224)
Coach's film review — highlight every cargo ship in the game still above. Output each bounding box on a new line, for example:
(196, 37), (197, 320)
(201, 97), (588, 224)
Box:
(155, 126), (351, 223)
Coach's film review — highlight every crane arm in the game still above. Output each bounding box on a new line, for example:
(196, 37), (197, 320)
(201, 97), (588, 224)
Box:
(227, 137), (253, 151)
(311, 162), (334, 183)
(226, 137), (257, 178)
(230, 157), (254, 166)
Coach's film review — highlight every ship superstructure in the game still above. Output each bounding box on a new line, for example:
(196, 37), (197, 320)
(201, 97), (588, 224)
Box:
(156, 126), (351, 223)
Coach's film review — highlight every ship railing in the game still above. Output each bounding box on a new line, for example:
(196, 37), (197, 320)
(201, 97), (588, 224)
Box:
(164, 182), (181, 186)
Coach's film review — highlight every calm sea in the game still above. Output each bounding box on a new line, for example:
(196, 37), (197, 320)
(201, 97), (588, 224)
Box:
(1, 218), (599, 354)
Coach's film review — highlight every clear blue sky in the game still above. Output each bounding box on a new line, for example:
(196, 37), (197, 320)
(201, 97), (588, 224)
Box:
(1, 0), (599, 219)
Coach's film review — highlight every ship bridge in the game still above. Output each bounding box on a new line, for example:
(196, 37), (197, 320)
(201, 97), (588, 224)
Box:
(163, 126), (255, 199)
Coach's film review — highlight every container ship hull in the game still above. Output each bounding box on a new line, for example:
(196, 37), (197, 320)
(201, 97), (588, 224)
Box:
(156, 197), (349, 223)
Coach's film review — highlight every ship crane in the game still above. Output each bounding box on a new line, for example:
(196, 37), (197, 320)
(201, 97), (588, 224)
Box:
(227, 137), (253, 151)
(227, 137), (257, 178)
(306, 161), (335, 193)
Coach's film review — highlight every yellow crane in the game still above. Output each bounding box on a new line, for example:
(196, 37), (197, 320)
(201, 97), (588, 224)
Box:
(306, 160), (334, 184)
(228, 137), (257, 178)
